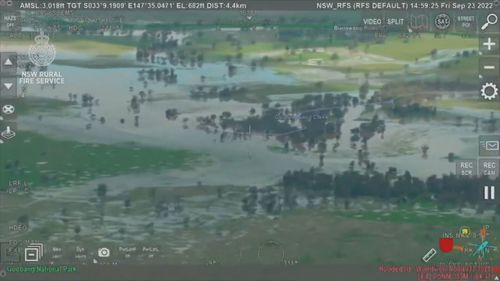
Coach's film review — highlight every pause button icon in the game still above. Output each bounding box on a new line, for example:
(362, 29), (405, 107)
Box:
(484, 186), (495, 200)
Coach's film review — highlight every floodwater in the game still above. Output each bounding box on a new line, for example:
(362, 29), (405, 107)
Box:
(16, 51), (496, 193)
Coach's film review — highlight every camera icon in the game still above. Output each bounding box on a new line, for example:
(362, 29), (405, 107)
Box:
(97, 248), (110, 258)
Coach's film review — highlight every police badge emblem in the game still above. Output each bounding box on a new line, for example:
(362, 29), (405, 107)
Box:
(28, 33), (56, 67)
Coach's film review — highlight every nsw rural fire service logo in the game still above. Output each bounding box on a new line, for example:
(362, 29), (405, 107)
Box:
(28, 33), (56, 67)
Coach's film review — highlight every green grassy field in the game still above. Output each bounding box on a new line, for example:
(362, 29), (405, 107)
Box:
(430, 99), (500, 111)
(207, 33), (478, 78)
(2, 180), (498, 264)
(336, 63), (405, 73)
(185, 208), (499, 265)
(189, 29), (350, 61)
(56, 39), (134, 55)
(1, 34), (135, 57)
(366, 34), (477, 61)
(13, 97), (71, 115)
(203, 41), (286, 60)
(280, 51), (333, 62)
(0, 131), (200, 189)
(436, 55), (479, 85)
(53, 58), (145, 68)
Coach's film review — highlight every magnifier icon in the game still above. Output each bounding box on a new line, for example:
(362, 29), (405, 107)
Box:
(481, 13), (498, 30)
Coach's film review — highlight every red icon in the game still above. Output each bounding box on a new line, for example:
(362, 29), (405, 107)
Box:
(480, 225), (488, 241)
(439, 238), (454, 253)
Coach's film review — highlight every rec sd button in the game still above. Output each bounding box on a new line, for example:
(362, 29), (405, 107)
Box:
(456, 159), (477, 176)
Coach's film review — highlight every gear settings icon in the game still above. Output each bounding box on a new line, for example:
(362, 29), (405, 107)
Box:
(481, 82), (498, 100)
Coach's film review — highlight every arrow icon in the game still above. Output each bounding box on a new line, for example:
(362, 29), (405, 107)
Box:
(4, 58), (13, 66)
(3, 82), (13, 90)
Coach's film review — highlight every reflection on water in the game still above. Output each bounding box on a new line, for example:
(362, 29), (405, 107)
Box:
(17, 58), (493, 187)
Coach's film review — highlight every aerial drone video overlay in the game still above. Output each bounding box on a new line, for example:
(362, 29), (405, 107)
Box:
(0, 1), (499, 280)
